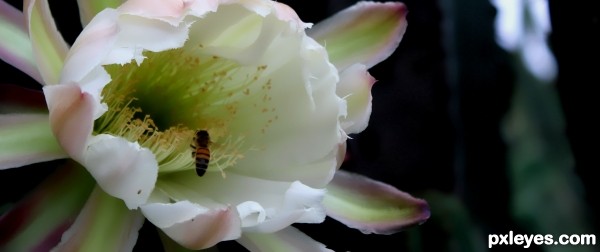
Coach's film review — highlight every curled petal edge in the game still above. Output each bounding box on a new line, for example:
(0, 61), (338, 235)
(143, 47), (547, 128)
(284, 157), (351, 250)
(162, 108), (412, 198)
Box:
(337, 64), (376, 134)
(141, 201), (242, 250)
(44, 85), (157, 209)
(82, 134), (158, 209)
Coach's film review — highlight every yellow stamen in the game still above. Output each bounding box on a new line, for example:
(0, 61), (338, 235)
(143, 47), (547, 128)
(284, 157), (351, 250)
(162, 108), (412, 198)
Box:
(93, 46), (275, 177)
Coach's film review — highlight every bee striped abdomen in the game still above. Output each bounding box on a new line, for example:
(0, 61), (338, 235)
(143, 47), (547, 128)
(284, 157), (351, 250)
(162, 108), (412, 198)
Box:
(195, 148), (210, 176)
(193, 130), (211, 177)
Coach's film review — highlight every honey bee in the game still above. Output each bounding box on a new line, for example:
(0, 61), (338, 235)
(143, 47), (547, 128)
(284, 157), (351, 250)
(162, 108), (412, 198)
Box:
(191, 130), (211, 177)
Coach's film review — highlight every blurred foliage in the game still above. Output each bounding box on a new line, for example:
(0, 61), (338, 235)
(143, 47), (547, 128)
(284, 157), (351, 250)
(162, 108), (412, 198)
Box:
(503, 54), (594, 252)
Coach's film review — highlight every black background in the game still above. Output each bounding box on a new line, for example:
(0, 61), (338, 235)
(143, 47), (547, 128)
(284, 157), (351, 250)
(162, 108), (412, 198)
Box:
(1, 0), (598, 251)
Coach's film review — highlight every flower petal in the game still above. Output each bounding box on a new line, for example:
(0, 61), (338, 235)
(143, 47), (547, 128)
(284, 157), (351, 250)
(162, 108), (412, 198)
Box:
(118, 0), (218, 25)
(0, 1), (42, 83)
(53, 186), (145, 252)
(83, 134), (158, 209)
(160, 173), (326, 233)
(0, 163), (94, 251)
(0, 84), (47, 113)
(76, 0), (123, 27)
(237, 226), (333, 252)
(243, 181), (326, 233)
(58, 8), (118, 99)
(233, 149), (338, 189)
(0, 113), (66, 169)
(224, 35), (344, 188)
(60, 6), (190, 112)
(337, 64), (376, 134)
(178, 4), (345, 183)
(43, 84), (94, 162)
(141, 201), (241, 250)
(336, 142), (347, 170)
(307, 2), (408, 71)
(24, 0), (69, 85)
(324, 170), (430, 235)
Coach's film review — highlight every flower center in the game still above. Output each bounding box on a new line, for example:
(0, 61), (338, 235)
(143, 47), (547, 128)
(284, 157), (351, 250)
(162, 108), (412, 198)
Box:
(93, 46), (274, 176)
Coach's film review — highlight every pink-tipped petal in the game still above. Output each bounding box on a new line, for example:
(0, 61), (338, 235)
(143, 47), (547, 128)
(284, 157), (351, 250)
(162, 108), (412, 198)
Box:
(24, 0), (69, 85)
(43, 84), (94, 162)
(337, 64), (376, 134)
(118, 0), (219, 26)
(0, 113), (66, 169)
(76, 0), (123, 27)
(0, 1), (43, 83)
(271, 2), (311, 31)
(324, 170), (430, 235)
(237, 226), (333, 252)
(53, 187), (145, 252)
(119, 0), (190, 19)
(60, 8), (118, 85)
(308, 2), (408, 71)
(141, 201), (242, 250)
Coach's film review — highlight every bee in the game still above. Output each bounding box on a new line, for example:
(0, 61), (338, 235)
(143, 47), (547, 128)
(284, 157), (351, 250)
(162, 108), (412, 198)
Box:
(191, 130), (211, 177)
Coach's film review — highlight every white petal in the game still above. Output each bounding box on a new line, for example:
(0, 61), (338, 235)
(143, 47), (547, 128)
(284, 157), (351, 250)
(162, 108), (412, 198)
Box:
(160, 173), (326, 232)
(337, 64), (376, 134)
(224, 34), (344, 188)
(244, 181), (326, 233)
(118, 0), (218, 25)
(59, 9), (119, 119)
(238, 226), (333, 252)
(61, 9), (118, 85)
(76, 0), (123, 27)
(234, 149), (338, 189)
(236, 201), (267, 227)
(0, 113), (66, 169)
(271, 2), (311, 31)
(141, 200), (241, 250)
(107, 14), (191, 55)
(61, 6), (192, 117)
(83, 134), (158, 209)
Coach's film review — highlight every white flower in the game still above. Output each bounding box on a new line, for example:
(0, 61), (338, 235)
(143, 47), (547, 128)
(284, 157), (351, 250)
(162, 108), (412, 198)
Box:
(44, 0), (348, 248)
(0, 0), (429, 251)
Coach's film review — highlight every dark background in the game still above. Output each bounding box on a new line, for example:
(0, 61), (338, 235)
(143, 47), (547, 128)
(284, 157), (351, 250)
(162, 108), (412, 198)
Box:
(1, 0), (598, 251)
